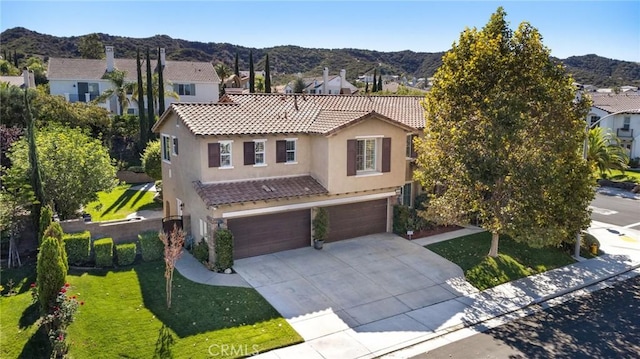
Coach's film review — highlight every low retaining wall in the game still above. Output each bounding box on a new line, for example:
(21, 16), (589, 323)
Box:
(60, 216), (191, 244)
(117, 170), (154, 184)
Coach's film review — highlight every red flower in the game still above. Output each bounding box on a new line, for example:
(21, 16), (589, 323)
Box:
(60, 288), (67, 293)
(58, 334), (64, 341)
(64, 283), (70, 287)
(30, 283), (36, 288)
(71, 296), (77, 299)
(80, 301), (85, 306)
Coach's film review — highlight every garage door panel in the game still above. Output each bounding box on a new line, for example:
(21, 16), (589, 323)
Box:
(326, 199), (388, 242)
(228, 210), (310, 259)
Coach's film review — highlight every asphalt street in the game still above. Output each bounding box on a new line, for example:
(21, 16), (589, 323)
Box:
(590, 192), (639, 228)
(412, 275), (640, 359)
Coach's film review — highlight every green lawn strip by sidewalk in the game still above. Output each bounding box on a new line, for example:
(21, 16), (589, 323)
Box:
(426, 232), (580, 291)
(1, 262), (302, 359)
(605, 169), (640, 184)
(85, 184), (161, 221)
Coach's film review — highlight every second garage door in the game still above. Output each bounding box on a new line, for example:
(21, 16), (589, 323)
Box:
(325, 199), (388, 242)
(227, 209), (311, 259)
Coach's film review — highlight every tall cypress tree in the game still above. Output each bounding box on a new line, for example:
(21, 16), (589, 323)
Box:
(264, 54), (271, 93)
(136, 49), (147, 147)
(25, 89), (46, 241)
(234, 51), (240, 77)
(249, 50), (255, 93)
(13, 50), (18, 68)
(157, 48), (165, 115)
(372, 69), (378, 92)
(146, 47), (154, 140)
(378, 75), (383, 92)
(365, 81), (369, 93)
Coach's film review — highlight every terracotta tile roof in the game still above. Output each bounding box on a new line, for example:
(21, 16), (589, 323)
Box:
(47, 57), (220, 83)
(589, 93), (640, 114)
(155, 93), (425, 135)
(193, 176), (328, 207)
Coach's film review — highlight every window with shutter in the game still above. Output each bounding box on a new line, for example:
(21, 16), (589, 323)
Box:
(347, 139), (356, 176)
(244, 141), (255, 165)
(276, 140), (286, 163)
(208, 143), (220, 167)
(382, 137), (391, 173)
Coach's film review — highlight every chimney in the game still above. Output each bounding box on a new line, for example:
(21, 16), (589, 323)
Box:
(105, 45), (115, 72)
(160, 48), (166, 67)
(340, 69), (346, 90)
(322, 67), (328, 94)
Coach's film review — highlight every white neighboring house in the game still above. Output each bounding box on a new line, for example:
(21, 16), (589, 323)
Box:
(587, 92), (640, 159)
(47, 46), (220, 115)
(284, 68), (359, 95)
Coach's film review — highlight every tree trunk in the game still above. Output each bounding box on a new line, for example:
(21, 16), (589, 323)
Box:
(488, 231), (499, 257)
(8, 231), (21, 268)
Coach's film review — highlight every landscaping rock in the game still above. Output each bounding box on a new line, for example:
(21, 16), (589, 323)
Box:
(224, 268), (232, 274)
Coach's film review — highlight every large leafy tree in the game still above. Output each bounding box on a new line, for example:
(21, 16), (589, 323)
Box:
(94, 69), (131, 115)
(8, 125), (117, 219)
(587, 127), (629, 176)
(78, 33), (104, 59)
(414, 7), (594, 257)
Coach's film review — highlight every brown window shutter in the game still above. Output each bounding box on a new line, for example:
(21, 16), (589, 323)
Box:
(276, 140), (286, 163)
(410, 135), (418, 158)
(244, 141), (255, 165)
(347, 139), (356, 176)
(208, 143), (220, 167)
(382, 137), (391, 173)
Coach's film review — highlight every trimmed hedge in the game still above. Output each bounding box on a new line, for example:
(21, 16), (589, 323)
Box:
(215, 229), (234, 271)
(139, 231), (164, 262)
(64, 231), (91, 265)
(94, 238), (114, 267)
(116, 243), (137, 266)
(192, 239), (209, 263)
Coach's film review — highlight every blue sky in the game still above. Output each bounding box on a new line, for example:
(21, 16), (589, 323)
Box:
(1, 1), (639, 62)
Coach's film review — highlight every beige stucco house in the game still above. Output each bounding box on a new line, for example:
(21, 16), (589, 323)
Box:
(152, 94), (425, 259)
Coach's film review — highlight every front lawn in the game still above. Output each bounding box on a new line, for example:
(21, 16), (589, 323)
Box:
(1, 262), (302, 358)
(84, 184), (161, 221)
(426, 232), (583, 290)
(605, 169), (640, 183)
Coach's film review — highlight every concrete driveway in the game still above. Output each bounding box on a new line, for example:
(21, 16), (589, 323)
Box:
(234, 233), (477, 344)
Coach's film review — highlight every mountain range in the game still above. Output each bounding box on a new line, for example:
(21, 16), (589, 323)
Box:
(1, 27), (639, 87)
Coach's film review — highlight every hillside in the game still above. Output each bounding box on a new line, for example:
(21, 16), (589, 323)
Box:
(1, 27), (638, 87)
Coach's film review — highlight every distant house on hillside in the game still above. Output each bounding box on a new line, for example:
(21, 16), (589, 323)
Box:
(47, 46), (220, 115)
(284, 68), (358, 95)
(0, 68), (35, 89)
(587, 92), (640, 159)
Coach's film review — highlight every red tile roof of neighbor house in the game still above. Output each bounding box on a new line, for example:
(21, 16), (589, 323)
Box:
(589, 93), (640, 114)
(47, 57), (220, 83)
(193, 176), (328, 207)
(154, 93), (426, 135)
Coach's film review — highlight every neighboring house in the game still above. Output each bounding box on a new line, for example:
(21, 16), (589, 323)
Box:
(223, 74), (249, 94)
(47, 46), (220, 115)
(152, 93), (424, 259)
(284, 68), (359, 95)
(587, 92), (640, 158)
(0, 68), (35, 89)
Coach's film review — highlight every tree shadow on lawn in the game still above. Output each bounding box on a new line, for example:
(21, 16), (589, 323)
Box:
(18, 324), (51, 359)
(99, 188), (138, 216)
(18, 302), (40, 329)
(154, 324), (176, 359)
(133, 261), (283, 338)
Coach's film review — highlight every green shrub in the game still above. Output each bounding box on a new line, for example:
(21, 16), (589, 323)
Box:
(192, 239), (209, 263)
(215, 229), (234, 271)
(38, 205), (53, 245)
(139, 231), (163, 262)
(141, 140), (161, 180)
(37, 237), (67, 312)
(43, 222), (68, 271)
(127, 165), (145, 173)
(94, 238), (114, 267)
(63, 231), (91, 266)
(393, 205), (412, 235)
(116, 243), (137, 266)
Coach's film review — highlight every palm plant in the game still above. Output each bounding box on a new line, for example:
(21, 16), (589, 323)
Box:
(95, 69), (131, 115)
(131, 73), (179, 115)
(215, 63), (231, 95)
(587, 127), (629, 176)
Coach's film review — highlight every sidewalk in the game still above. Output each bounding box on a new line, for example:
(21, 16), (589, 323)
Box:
(252, 223), (640, 359)
(596, 185), (640, 200)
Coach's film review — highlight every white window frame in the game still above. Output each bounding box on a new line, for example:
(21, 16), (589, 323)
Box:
(199, 218), (208, 240)
(161, 134), (171, 163)
(254, 139), (267, 166)
(402, 182), (413, 208)
(356, 138), (378, 172)
(176, 198), (183, 216)
(623, 116), (631, 130)
(219, 140), (233, 168)
(285, 138), (297, 164)
(171, 136), (178, 156)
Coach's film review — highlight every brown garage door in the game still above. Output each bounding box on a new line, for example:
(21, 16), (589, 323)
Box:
(325, 199), (388, 242)
(227, 210), (311, 259)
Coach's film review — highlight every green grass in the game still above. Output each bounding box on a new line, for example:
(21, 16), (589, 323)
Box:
(426, 232), (584, 290)
(605, 169), (640, 183)
(1, 262), (302, 358)
(85, 184), (161, 221)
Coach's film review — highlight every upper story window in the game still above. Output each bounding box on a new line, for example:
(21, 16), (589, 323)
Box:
(347, 137), (391, 176)
(220, 141), (232, 167)
(174, 83), (196, 96)
(589, 115), (601, 127)
(276, 139), (297, 163)
(406, 134), (418, 158)
(623, 116), (631, 130)
(254, 140), (266, 165)
(172, 136), (179, 155)
(161, 134), (171, 162)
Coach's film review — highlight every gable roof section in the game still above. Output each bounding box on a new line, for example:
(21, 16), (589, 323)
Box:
(153, 94), (425, 135)
(590, 93), (640, 114)
(47, 57), (220, 83)
(193, 176), (328, 207)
